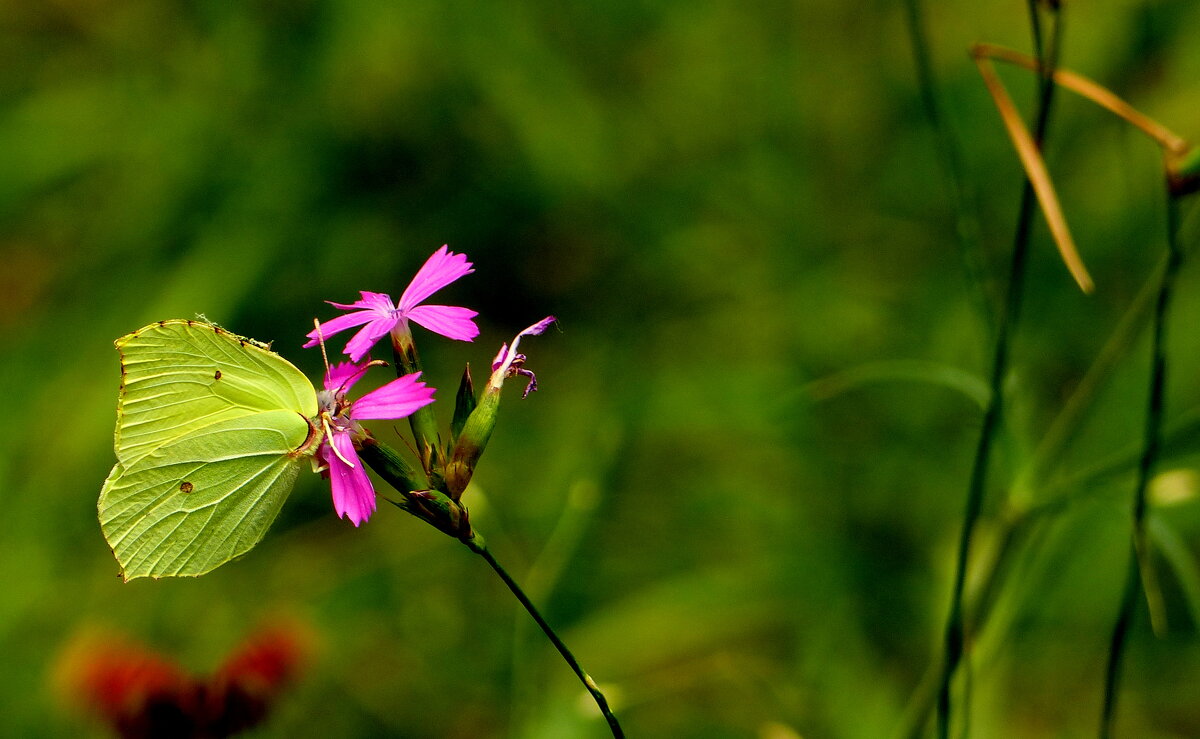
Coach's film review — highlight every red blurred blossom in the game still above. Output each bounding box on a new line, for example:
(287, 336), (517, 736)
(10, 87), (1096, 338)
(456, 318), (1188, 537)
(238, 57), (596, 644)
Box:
(57, 623), (311, 739)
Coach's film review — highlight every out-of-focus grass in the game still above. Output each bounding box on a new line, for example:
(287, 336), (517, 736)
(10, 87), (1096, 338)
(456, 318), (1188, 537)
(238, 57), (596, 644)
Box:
(3, 1), (1200, 736)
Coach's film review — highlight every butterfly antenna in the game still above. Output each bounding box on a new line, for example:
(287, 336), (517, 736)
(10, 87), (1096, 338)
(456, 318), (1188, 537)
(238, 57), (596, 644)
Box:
(313, 318), (332, 374)
(321, 416), (356, 469)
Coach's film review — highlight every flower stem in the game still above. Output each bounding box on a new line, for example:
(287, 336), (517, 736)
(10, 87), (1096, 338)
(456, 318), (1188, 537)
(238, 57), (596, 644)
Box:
(462, 535), (625, 738)
(389, 327), (445, 479)
(935, 5), (1061, 737)
(1099, 190), (1183, 738)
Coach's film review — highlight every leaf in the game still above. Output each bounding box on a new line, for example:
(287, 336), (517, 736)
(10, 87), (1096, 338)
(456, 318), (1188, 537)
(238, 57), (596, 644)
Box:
(802, 359), (989, 410)
(98, 320), (320, 580)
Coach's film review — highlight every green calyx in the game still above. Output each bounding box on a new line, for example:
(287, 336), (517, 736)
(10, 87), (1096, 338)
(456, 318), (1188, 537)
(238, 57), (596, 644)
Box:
(446, 388), (501, 500)
(358, 436), (474, 540)
(451, 364), (477, 441)
(390, 330), (445, 478)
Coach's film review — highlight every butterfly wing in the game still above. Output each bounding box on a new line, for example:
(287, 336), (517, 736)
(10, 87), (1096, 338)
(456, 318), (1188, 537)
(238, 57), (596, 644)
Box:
(99, 321), (320, 580)
(113, 320), (317, 466)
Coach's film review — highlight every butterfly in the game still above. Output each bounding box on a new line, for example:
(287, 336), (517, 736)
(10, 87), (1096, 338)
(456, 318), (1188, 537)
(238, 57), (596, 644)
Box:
(98, 320), (322, 580)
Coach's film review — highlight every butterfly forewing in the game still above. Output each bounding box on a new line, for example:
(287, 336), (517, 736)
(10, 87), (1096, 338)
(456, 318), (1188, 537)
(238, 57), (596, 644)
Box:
(114, 321), (318, 466)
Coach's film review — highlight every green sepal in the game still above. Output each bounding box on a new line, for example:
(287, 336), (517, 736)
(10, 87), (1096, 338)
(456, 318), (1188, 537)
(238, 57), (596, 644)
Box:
(390, 332), (444, 476)
(359, 438), (473, 539)
(451, 364), (477, 442)
(445, 388), (501, 499)
(402, 488), (474, 540)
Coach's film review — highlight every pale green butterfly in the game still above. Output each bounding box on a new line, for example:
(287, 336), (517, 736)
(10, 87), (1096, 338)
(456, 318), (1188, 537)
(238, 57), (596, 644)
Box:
(98, 320), (324, 580)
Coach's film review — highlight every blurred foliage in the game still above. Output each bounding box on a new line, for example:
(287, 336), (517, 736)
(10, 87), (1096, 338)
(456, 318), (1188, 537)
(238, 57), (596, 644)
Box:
(3, 0), (1200, 736)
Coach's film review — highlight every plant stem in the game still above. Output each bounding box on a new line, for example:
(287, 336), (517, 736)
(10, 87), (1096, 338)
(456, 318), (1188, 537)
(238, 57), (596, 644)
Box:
(935, 5), (1061, 737)
(1013, 256), (1165, 507)
(463, 536), (625, 738)
(901, 0), (992, 326)
(389, 328), (445, 479)
(1099, 191), (1183, 738)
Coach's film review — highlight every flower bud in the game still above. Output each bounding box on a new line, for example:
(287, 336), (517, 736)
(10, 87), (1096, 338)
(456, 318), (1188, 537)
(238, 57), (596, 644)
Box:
(445, 388), (500, 499)
(450, 364), (477, 441)
(445, 317), (556, 499)
(400, 488), (474, 540)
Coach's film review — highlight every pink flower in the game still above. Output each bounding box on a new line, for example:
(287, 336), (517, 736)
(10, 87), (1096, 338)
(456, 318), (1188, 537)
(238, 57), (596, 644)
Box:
(318, 361), (436, 526)
(489, 316), (557, 398)
(304, 245), (479, 362)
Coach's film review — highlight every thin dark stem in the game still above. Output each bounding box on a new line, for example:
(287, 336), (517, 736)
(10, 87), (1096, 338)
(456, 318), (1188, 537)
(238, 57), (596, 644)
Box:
(935, 5), (1061, 738)
(464, 536), (625, 738)
(365, 442), (624, 736)
(901, 0), (992, 325)
(898, 512), (1040, 739)
(1099, 192), (1182, 738)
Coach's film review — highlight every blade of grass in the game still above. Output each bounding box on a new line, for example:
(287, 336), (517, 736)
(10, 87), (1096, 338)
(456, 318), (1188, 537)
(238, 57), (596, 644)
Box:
(936, 6), (1064, 737)
(509, 480), (603, 731)
(902, 0), (994, 324)
(1100, 191), (1185, 739)
(1012, 256), (1166, 508)
(1148, 513), (1200, 629)
(801, 359), (990, 410)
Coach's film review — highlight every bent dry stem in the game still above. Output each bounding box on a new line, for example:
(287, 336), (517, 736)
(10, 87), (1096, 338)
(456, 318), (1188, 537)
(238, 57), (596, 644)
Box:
(462, 535), (626, 738)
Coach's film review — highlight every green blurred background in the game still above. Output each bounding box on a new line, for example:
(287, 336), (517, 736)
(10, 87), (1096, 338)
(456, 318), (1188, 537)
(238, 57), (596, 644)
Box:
(4, 0), (1200, 736)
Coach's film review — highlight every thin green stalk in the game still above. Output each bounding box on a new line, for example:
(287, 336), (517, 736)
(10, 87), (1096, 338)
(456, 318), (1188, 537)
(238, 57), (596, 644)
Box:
(935, 5), (1062, 737)
(365, 441), (625, 737)
(1013, 256), (1166, 507)
(463, 536), (626, 738)
(1099, 192), (1183, 738)
(901, 0), (992, 325)
(390, 329), (445, 480)
(899, 511), (1032, 739)
(509, 482), (601, 730)
(903, 215), (1173, 739)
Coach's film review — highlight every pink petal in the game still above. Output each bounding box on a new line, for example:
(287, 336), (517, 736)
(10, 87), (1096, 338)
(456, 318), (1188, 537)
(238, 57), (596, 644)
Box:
(398, 246), (474, 312)
(521, 315), (558, 337)
(405, 305), (480, 342)
(303, 309), (377, 348)
(323, 361), (370, 394)
(342, 316), (398, 362)
(351, 373), (436, 421)
(329, 291), (396, 313)
(321, 434), (376, 526)
(492, 316), (556, 372)
(491, 343), (509, 372)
